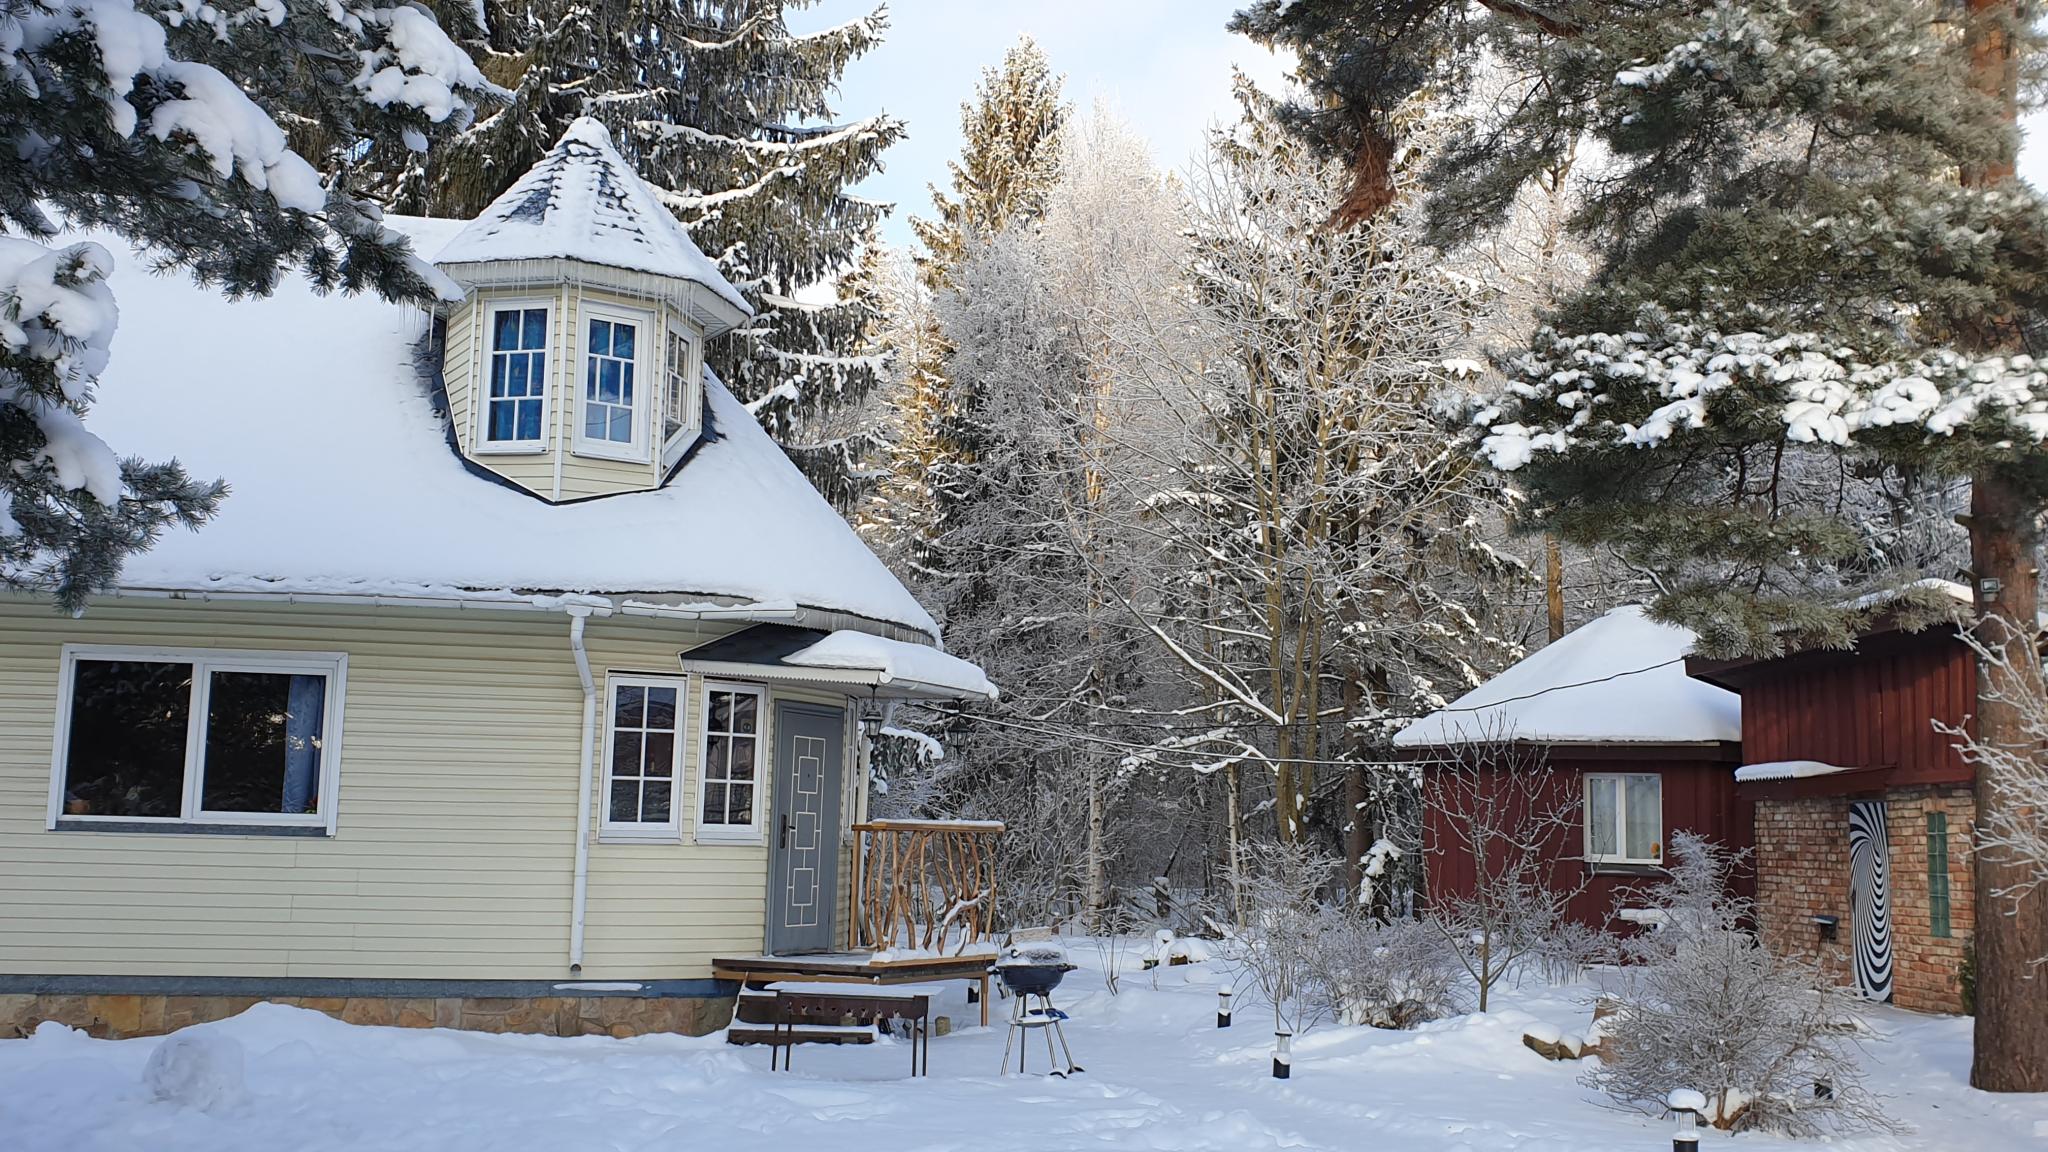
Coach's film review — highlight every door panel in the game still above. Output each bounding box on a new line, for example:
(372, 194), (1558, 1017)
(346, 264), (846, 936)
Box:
(1849, 799), (1894, 1002)
(767, 702), (844, 955)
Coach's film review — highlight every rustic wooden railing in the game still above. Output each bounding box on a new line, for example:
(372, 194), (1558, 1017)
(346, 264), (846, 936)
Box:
(852, 819), (1004, 962)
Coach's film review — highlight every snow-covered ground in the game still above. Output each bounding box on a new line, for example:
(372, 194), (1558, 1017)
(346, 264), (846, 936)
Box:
(3, 945), (2042, 1152)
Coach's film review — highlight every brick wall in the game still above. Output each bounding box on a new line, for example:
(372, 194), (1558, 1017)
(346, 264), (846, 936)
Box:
(1752, 788), (1975, 1015)
(1882, 785), (1974, 1014)
(1754, 796), (1854, 983)
(0, 992), (734, 1041)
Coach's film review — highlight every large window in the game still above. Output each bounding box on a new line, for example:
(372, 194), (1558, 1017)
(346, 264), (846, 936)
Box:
(1584, 773), (1661, 865)
(51, 647), (344, 832)
(601, 677), (682, 837)
(698, 683), (763, 840)
(578, 309), (645, 458)
(483, 305), (549, 448)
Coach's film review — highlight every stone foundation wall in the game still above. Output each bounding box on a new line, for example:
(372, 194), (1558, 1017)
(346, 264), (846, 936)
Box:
(1752, 787), (1974, 1015)
(0, 990), (734, 1041)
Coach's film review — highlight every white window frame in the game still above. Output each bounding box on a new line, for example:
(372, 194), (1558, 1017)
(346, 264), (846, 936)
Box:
(695, 680), (766, 844)
(660, 318), (702, 473)
(475, 298), (555, 455)
(598, 674), (686, 842)
(1583, 772), (1663, 866)
(46, 644), (348, 835)
(573, 302), (653, 463)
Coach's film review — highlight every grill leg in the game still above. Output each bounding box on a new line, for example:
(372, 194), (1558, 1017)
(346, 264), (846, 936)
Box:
(1044, 992), (1082, 1074)
(1000, 996), (1020, 1076)
(1041, 1005), (1062, 1076)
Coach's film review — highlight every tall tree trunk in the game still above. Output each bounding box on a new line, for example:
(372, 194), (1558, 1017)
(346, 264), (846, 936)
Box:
(1085, 760), (1108, 932)
(1544, 534), (1565, 642)
(1343, 674), (1370, 907)
(1962, 0), (2048, 1093)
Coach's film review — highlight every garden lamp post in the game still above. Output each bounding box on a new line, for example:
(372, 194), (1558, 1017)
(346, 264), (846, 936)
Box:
(1272, 1027), (1292, 1079)
(1666, 1089), (1705, 1152)
(1218, 989), (1232, 1028)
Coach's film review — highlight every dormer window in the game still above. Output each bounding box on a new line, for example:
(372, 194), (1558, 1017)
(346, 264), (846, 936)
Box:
(483, 304), (550, 450)
(577, 308), (648, 460)
(663, 327), (699, 469)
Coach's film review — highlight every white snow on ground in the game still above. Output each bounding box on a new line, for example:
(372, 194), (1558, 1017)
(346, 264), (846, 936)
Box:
(3, 946), (2041, 1152)
(78, 219), (938, 639)
(1395, 605), (1739, 747)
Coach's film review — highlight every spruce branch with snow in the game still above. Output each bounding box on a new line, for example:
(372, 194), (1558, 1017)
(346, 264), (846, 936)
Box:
(1590, 833), (1893, 1136)
(0, 0), (494, 609)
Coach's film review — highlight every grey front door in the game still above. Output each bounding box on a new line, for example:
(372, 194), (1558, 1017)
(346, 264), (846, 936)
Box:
(767, 701), (844, 955)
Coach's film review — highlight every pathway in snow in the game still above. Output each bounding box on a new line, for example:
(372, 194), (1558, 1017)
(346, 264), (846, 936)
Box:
(2, 950), (2041, 1151)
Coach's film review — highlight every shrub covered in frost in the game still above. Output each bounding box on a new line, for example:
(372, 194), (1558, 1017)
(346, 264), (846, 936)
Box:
(1586, 833), (1892, 1136)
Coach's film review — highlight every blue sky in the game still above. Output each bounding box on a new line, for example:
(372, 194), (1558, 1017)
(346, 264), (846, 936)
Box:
(795, 2), (2048, 252)
(793, 1), (1289, 251)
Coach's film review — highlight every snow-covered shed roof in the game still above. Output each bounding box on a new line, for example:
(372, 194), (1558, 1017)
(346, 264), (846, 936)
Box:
(1392, 606), (1740, 748)
(434, 118), (750, 325)
(82, 216), (939, 640)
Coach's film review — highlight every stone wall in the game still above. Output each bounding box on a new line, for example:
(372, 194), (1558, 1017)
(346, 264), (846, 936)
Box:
(1752, 787), (1974, 1015)
(0, 991), (734, 1041)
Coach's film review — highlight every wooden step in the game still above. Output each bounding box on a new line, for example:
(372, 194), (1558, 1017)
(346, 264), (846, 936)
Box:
(727, 1024), (877, 1047)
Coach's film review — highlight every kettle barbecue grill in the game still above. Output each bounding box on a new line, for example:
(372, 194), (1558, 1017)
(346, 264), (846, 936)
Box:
(993, 944), (1082, 1077)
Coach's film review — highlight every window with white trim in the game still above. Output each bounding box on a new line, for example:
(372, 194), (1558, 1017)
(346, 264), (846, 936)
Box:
(601, 676), (682, 835)
(663, 327), (695, 446)
(577, 308), (647, 458)
(52, 648), (343, 830)
(483, 304), (549, 448)
(698, 683), (763, 839)
(1584, 773), (1662, 864)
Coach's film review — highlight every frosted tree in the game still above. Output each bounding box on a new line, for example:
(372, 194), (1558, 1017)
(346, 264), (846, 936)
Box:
(404, 0), (903, 499)
(0, 0), (495, 609)
(1238, 0), (2048, 1089)
(864, 37), (1070, 568)
(1592, 834), (1891, 1135)
(1110, 82), (1522, 898)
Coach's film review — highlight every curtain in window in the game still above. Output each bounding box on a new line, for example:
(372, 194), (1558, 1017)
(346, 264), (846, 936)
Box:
(281, 674), (326, 814)
(1587, 776), (1618, 857)
(1624, 774), (1661, 860)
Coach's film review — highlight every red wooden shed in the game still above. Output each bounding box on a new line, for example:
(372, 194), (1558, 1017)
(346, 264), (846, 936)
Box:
(1688, 583), (1978, 1014)
(1396, 606), (1748, 931)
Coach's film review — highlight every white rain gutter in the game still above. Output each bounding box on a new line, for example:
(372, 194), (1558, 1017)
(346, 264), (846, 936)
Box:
(564, 603), (600, 973)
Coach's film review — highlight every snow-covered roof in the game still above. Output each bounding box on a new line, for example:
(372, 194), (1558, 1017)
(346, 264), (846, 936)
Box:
(785, 631), (998, 701)
(82, 217), (939, 640)
(1734, 760), (1857, 783)
(434, 118), (750, 321)
(1393, 605), (1740, 748)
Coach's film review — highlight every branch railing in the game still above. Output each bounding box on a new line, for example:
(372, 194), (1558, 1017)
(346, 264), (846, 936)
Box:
(852, 819), (1004, 961)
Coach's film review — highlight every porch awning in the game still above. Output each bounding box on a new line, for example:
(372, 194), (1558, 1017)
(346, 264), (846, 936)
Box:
(679, 624), (997, 702)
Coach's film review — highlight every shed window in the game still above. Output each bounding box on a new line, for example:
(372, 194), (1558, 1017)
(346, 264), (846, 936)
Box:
(698, 683), (763, 839)
(601, 677), (682, 835)
(484, 306), (549, 446)
(1928, 812), (1951, 938)
(1585, 773), (1661, 865)
(54, 648), (342, 831)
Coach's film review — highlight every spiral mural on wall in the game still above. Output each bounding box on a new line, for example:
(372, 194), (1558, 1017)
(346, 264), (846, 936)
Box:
(1848, 799), (1894, 1002)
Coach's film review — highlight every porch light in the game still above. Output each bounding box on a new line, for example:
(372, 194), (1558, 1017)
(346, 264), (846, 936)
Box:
(1666, 1089), (1705, 1151)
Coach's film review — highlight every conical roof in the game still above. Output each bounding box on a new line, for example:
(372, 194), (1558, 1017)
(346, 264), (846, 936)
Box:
(1392, 605), (1740, 747)
(434, 118), (750, 324)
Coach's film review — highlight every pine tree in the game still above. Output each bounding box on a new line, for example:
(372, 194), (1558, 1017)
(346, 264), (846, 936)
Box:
(0, 0), (495, 610)
(401, 0), (902, 502)
(1236, 0), (2048, 1090)
(865, 37), (1068, 571)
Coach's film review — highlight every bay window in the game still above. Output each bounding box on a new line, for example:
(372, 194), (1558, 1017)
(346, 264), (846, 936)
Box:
(577, 308), (647, 459)
(51, 647), (344, 833)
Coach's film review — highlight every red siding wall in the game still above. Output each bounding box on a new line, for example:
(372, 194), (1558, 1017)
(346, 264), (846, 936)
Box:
(1736, 631), (1974, 787)
(1421, 752), (1751, 931)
